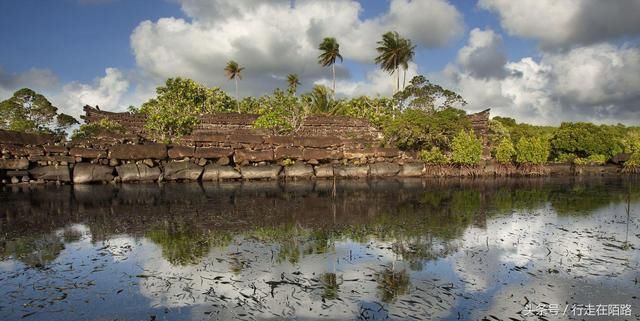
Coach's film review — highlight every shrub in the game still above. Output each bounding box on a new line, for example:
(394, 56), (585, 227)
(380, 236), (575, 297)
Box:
(623, 152), (640, 172)
(383, 108), (470, 151)
(550, 122), (624, 159)
(450, 130), (482, 166)
(419, 147), (449, 165)
(554, 153), (576, 163)
(494, 137), (515, 164)
(622, 129), (640, 154)
(515, 137), (549, 165)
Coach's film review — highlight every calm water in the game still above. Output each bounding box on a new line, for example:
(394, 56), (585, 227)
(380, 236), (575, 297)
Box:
(0, 178), (639, 321)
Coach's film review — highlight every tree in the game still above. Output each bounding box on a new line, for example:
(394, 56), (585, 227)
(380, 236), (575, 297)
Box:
(375, 31), (405, 94)
(317, 37), (343, 99)
(139, 78), (234, 142)
(303, 85), (337, 114)
(399, 37), (416, 90)
(394, 75), (466, 112)
(286, 73), (301, 96)
(0, 88), (78, 135)
(450, 130), (482, 166)
(224, 60), (244, 112)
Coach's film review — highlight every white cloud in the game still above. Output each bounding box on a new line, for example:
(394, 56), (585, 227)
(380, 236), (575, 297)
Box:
(442, 29), (640, 124)
(0, 67), (59, 99)
(456, 28), (507, 79)
(319, 62), (420, 98)
(129, 0), (462, 96)
(54, 68), (132, 118)
(478, 0), (640, 49)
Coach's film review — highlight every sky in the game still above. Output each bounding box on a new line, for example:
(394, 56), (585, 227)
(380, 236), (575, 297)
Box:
(1, 0), (639, 125)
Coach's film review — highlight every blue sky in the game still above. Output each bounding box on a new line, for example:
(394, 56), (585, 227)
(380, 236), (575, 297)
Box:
(0, 0), (638, 125)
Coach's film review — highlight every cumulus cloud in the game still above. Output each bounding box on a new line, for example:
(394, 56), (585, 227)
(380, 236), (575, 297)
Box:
(319, 62), (420, 98)
(54, 68), (132, 118)
(441, 29), (640, 125)
(478, 0), (640, 49)
(0, 67), (59, 99)
(456, 28), (507, 79)
(130, 0), (462, 96)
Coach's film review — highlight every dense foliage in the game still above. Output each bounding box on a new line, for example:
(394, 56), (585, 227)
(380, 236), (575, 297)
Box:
(138, 78), (234, 142)
(383, 108), (470, 151)
(70, 118), (126, 140)
(0, 88), (78, 136)
(550, 122), (624, 159)
(419, 147), (449, 165)
(450, 130), (482, 166)
(515, 137), (550, 165)
(495, 137), (515, 164)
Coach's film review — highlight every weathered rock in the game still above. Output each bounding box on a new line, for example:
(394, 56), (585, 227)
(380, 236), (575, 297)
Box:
(163, 161), (203, 181)
(232, 134), (264, 144)
(216, 156), (230, 166)
(10, 177), (19, 184)
(234, 149), (274, 163)
(21, 176), (29, 182)
(30, 166), (71, 182)
(201, 164), (240, 180)
(110, 143), (167, 160)
(29, 155), (75, 163)
(241, 165), (282, 180)
(109, 159), (119, 167)
(168, 146), (194, 159)
(335, 165), (369, 178)
(611, 153), (631, 165)
(547, 163), (572, 176)
(369, 162), (400, 177)
(44, 145), (68, 154)
(115, 163), (161, 182)
(195, 147), (233, 159)
(302, 148), (343, 161)
(143, 159), (154, 167)
(7, 170), (28, 177)
(314, 164), (334, 178)
(69, 147), (107, 159)
(265, 136), (294, 146)
(283, 163), (314, 179)
(399, 163), (424, 177)
(0, 159), (29, 170)
(73, 163), (114, 184)
(197, 158), (207, 166)
(274, 147), (303, 160)
(374, 147), (400, 158)
(343, 148), (376, 159)
(295, 136), (342, 148)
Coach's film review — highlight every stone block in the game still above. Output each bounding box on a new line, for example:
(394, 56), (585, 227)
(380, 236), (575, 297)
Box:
(241, 165), (282, 180)
(369, 162), (400, 177)
(73, 163), (114, 184)
(168, 146), (195, 159)
(44, 145), (68, 154)
(194, 147), (233, 159)
(314, 165), (334, 178)
(265, 136), (294, 146)
(163, 161), (203, 181)
(0, 159), (29, 170)
(234, 149), (274, 163)
(295, 136), (342, 148)
(343, 148), (376, 159)
(283, 163), (314, 179)
(335, 165), (369, 178)
(110, 143), (167, 160)
(116, 163), (161, 182)
(274, 146), (303, 160)
(302, 148), (342, 161)
(398, 163), (424, 177)
(374, 147), (400, 158)
(30, 166), (71, 182)
(202, 164), (242, 180)
(69, 147), (107, 159)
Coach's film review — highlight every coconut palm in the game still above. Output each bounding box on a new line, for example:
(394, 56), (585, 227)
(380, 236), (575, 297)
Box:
(286, 73), (301, 96)
(317, 37), (343, 99)
(400, 38), (416, 90)
(224, 60), (244, 112)
(374, 31), (405, 94)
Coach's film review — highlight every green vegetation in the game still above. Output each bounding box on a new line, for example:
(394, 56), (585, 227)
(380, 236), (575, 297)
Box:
(0, 88), (78, 136)
(71, 118), (127, 140)
(550, 122), (624, 159)
(495, 137), (515, 164)
(419, 147), (449, 165)
(450, 130), (482, 166)
(224, 60), (244, 112)
(317, 37), (343, 98)
(515, 136), (550, 165)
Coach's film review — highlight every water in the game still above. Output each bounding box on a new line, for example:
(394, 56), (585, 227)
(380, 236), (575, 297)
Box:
(0, 177), (639, 321)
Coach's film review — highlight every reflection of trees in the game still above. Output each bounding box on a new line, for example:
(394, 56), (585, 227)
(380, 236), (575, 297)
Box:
(376, 265), (410, 303)
(320, 272), (342, 300)
(0, 232), (64, 268)
(145, 221), (232, 266)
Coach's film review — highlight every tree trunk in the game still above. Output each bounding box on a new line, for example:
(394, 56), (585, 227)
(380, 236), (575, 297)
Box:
(403, 68), (407, 90)
(332, 63), (336, 100)
(235, 77), (239, 113)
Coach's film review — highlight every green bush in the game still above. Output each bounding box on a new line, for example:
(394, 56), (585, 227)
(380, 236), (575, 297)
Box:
(622, 129), (640, 154)
(383, 108), (470, 151)
(550, 122), (624, 159)
(623, 152), (640, 171)
(554, 153), (576, 163)
(419, 147), (449, 165)
(515, 137), (550, 165)
(450, 130), (482, 166)
(494, 137), (515, 164)
(573, 154), (606, 166)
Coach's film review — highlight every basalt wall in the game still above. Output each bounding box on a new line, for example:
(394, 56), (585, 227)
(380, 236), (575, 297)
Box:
(0, 127), (628, 185)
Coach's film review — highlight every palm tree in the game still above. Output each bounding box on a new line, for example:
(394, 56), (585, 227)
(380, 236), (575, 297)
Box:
(317, 37), (343, 99)
(286, 73), (301, 96)
(400, 38), (416, 90)
(224, 60), (244, 112)
(374, 31), (405, 94)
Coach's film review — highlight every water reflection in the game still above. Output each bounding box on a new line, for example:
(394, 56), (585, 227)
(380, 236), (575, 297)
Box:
(0, 177), (639, 320)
